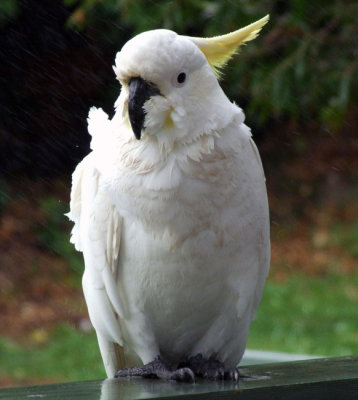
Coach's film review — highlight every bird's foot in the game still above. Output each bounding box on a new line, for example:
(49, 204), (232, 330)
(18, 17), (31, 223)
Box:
(115, 356), (195, 382)
(186, 354), (239, 381)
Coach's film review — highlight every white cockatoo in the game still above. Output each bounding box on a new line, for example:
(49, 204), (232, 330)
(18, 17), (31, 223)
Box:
(68, 15), (270, 382)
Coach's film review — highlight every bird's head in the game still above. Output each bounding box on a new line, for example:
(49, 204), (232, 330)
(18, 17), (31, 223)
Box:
(113, 15), (269, 143)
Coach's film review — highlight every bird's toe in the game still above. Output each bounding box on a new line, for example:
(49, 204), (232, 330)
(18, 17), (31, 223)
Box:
(170, 367), (195, 383)
(188, 354), (229, 380)
(224, 367), (240, 382)
(202, 359), (225, 380)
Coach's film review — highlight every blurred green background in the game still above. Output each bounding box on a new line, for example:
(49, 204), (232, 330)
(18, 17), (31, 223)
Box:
(0, 0), (357, 388)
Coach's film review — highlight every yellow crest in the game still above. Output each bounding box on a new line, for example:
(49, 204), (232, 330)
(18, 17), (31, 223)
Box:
(187, 15), (269, 76)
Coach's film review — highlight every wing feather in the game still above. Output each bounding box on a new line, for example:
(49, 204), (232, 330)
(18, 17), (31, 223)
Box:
(247, 136), (270, 318)
(67, 153), (125, 374)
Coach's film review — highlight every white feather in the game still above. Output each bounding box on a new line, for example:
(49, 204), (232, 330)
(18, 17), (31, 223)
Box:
(68, 28), (270, 377)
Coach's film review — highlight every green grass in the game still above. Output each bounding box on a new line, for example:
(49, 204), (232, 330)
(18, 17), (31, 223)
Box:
(1, 272), (357, 386)
(248, 272), (358, 356)
(37, 197), (84, 279)
(0, 325), (104, 384)
(330, 221), (358, 258)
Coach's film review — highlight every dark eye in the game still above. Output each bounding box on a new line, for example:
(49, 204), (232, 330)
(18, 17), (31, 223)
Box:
(177, 72), (186, 84)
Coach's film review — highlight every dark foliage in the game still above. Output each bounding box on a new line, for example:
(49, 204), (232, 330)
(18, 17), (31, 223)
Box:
(0, 0), (357, 177)
(0, 0), (120, 176)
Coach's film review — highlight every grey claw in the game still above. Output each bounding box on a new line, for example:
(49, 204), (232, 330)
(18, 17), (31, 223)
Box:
(207, 366), (225, 380)
(188, 354), (237, 381)
(171, 367), (195, 383)
(114, 368), (130, 378)
(224, 367), (239, 382)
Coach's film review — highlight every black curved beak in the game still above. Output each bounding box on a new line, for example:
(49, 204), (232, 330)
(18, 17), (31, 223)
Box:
(128, 77), (160, 140)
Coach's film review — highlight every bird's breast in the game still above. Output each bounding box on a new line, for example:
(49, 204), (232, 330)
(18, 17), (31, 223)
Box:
(117, 210), (237, 360)
(102, 128), (268, 361)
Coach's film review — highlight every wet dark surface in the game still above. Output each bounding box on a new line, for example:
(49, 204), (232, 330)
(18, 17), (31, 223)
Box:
(1, 356), (357, 400)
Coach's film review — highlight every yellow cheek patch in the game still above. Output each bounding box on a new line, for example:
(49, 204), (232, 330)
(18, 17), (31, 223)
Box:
(123, 112), (132, 132)
(164, 110), (174, 130)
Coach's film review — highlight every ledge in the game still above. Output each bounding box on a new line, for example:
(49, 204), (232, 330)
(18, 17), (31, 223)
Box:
(1, 356), (357, 400)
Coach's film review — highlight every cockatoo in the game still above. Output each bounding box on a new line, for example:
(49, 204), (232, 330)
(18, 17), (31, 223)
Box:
(68, 15), (270, 382)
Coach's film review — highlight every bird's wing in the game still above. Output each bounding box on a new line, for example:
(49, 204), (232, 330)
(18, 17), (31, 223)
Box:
(248, 137), (270, 318)
(68, 152), (125, 376)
